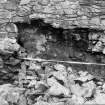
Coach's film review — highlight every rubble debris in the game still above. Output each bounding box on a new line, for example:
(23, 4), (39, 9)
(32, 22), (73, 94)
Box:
(16, 62), (105, 105)
(54, 64), (66, 71)
(0, 58), (105, 105)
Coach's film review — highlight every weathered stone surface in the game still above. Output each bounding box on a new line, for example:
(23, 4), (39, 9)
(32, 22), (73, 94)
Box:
(0, 38), (20, 54)
(1, 1), (18, 11)
(0, 9), (11, 24)
(0, 0), (105, 29)
(11, 16), (24, 23)
(20, 0), (31, 5)
(17, 6), (31, 17)
(5, 23), (18, 33)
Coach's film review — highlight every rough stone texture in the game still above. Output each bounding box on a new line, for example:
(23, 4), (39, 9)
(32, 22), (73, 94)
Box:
(0, 0), (105, 79)
(1, 0), (105, 55)
(0, 23), (20, 54)
(1, 1), (105, 105)
(0, 0), (105, 29)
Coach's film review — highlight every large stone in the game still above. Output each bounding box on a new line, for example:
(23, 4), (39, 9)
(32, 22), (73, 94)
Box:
(5, 23), (18, 33)
(11, 16), (24, 23)
(0, 38), (20, 54)
(20, 0), (31, 5)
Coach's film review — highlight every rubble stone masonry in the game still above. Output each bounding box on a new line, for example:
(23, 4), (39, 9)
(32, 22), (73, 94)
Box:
(0, 0), (105, 54)
(0, 0), (105, 29)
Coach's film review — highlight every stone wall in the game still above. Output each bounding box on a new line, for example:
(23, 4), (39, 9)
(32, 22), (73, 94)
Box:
(0, 0), (105, 77)
(0, 0), (105, 54)
(0, 0), (105, 29)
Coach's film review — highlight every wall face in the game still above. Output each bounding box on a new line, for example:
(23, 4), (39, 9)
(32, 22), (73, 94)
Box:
(0, 0), (105, 78)
(1, 1), (105, 105)
(0, 1), (105, 64)
(0, 0), (105, 54)
(0, 0), (105, 29)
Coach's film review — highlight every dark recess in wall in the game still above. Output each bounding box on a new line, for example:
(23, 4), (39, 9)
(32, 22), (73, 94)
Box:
(15, 19), (105, 63)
